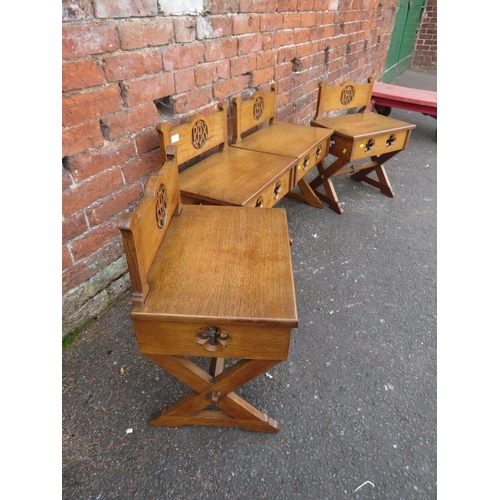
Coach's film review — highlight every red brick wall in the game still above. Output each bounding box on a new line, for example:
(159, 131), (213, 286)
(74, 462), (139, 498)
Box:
(62, 0), (399, 336)
(411, 0), (437, 72)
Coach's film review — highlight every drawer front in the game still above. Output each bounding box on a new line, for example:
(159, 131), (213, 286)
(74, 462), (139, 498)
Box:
(295, 137), (330, 183)
(133, 320), (292, 360)
(247, 168), (294, 208)
(350, 129), (411, 160)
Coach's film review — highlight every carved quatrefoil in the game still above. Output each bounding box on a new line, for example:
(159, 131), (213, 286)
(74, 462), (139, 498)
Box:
(340, 85), (355, 105)
(386, 134), (396, 148)
(253, 97), (264, 120)
(155, 183), (167, 229)
(364, 138), (375, 153)
(192, 119), (209, 149)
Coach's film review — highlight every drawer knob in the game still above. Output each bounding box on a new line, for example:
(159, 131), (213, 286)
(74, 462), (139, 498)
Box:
(386, 134), (396, 148)
(197, 326), (230, 352)
(364, 138), (375, 153)
(273, 180), (283, 199)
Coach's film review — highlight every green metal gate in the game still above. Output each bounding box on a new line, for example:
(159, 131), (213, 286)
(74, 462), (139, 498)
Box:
(383, 0), (426, 82)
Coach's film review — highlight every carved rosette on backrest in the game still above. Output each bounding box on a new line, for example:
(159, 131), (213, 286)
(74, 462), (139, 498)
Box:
(253, 97), (264, 120)
(340, 84), (355, 105)
(192, 119), (209, 149)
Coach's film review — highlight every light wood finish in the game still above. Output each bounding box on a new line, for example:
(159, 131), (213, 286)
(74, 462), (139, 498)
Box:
(231, 84), (333, 209)
(118, 147), (298, 432)
(156, 101), (297, 208)
(310, 78), (416, 214)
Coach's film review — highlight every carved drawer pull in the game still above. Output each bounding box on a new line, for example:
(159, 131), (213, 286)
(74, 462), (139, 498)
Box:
(197, 326), (230, 352)
(255, 197), (264, 207)
(303, 155), (310, 170)
(273, 180), (283, 200)
(364, 138), (375, 153)
(386, 134), (396, 148)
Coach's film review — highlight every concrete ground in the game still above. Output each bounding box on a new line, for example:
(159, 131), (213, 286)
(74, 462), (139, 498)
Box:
(63, 69), (437, 500)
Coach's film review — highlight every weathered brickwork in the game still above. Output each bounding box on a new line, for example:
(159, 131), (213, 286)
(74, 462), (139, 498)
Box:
(62, 0), (401, 336)
(411, 0), (437, 72)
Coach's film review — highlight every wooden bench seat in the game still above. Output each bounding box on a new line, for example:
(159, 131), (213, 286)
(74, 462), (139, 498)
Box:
(118, 146), (298, 432)
(310, 77), (416, 214)
(231, 84), (334, 209)
(156, 102), (297, 208)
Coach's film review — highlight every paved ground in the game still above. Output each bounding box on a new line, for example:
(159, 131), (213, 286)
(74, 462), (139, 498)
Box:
(63, 69), (437, 500)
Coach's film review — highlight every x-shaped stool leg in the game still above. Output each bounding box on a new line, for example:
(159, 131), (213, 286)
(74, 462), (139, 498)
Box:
(146, 354), (281, 432)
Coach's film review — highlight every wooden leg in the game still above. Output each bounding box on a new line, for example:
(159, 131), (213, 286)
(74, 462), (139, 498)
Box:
(285, 178), (324, 209)
(309, 158), (345, 214)
(145, 355), (282, 432)
(350, 152), (398, 198)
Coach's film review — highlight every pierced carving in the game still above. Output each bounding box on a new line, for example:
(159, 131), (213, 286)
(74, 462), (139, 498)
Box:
(303, 155), (310, 170)
(340, 85), (355, 105)
(155, 183), (167, 229)
(255, 196), (264, 207)
(386, 134), (396, 148)
(316, 145), (322, 159)
(192, 119), (209, 149)
(364, 138), (375, 153)
(253, 97), (264, 120)
(273, 180), (283, 200)
(196, 326), (230, 352)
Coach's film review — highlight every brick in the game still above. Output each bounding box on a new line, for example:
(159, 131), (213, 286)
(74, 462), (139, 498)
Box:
(283, 13), (302, 29)
(173, 17), (197, 43)
(238, 33), (263, 54)
(174, 68), (196, 93)
(122, 149), (162, 183)
(250, 67), (275, 87)
(256, 50), (277, 69)
(231, 54), (257, 77)
(100, 103), (158, 141)
(122, 74), (175, 107)
(103, 51), (162, 81)
(62, 121), (103, 158)
(62, 59), (105, 92)
(232, 14), (260, 34)
(62, 246), (73, 270)
(204, 38), (238, 62)
(213, 76), (250, 100)
(71, 217), (123, 262)
(62, 87), (122, 128)
(199, 16), (232, 38)
(277, 45), (296, 63)
(162, 44), (204, 70)
(63, 212), (88, 244)
(293, 28), (310, 45)
(87, 182), (144, 226)
(63, 239), (123, 293)
(62, 166), (73, 190)
(62, 23), (119, 59)
(172, 86), (213, 113)
(210, 0), (239, 12)
(239, 0), (269, 12)
(94, 0), (157, 18)
(260, 14), (283, 32)
(136, 128), (160, 154)
(119, 19), (174, 50)
(195, 61), (230, 86)
(62, 0), (93, 21)
(65, 139), (136, 182)
(63, 168), (124, 217)
(262, 33), (276, 50)
(301, 12), (317, 27)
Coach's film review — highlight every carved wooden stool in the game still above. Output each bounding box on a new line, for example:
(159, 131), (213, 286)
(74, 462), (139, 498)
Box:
(118, 146), (298, 432)
(310, 78), (416, 214)
(231, 84), (334, 209)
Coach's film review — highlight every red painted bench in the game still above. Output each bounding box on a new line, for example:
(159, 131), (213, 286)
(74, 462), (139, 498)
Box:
(371, 81), (437, 118)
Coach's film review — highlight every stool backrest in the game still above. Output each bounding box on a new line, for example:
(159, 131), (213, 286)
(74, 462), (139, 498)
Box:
(156, 102), (229, 168)
(314, 77), (375, 119)
(232, 84), (278, 143)
(118, 146), (182, 305)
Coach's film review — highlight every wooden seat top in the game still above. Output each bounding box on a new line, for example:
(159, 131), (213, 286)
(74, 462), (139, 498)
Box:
(131, 204), (298, 328)
(232, 121), (332, 159)
(372, 81), (437, 109)
(311, 112), (415, 140)
(178, 146), (296, 206)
